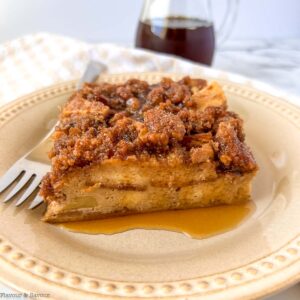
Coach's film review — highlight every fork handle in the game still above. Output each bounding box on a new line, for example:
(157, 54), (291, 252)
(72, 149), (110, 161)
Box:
(32, 60), (107, 151)
(76, 60), (107, 90)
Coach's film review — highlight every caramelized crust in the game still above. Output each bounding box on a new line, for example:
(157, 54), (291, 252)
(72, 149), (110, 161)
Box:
(41, 77), (258, 204)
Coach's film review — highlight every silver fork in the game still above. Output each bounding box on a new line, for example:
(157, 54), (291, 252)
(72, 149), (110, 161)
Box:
(0, 60), (106, 209)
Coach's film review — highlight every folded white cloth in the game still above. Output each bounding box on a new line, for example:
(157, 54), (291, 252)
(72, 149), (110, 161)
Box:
(0, 33), (208, 105)
(0, 33), (299, 107)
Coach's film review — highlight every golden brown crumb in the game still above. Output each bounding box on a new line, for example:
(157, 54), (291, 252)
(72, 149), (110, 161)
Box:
(40, 77), (258, 200)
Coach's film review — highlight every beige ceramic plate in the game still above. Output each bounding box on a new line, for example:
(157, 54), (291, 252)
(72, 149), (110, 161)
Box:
(0, 72), (299, 300)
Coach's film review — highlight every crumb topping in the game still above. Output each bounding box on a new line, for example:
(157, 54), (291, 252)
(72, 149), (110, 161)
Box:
(41, 76), (257, 199)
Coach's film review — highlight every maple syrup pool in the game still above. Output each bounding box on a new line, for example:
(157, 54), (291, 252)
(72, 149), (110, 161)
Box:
(59, 202), (255, 239)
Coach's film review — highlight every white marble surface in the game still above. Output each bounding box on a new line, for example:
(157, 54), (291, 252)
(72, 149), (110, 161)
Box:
(215, 39), (300, 98)
(0, 38), (299, 299)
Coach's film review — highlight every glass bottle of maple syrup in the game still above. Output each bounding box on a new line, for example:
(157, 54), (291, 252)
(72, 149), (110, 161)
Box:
(135, 0), (238, 66)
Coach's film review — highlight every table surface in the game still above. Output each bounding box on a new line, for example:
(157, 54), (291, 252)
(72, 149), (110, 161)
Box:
(0, 37), (299, 300)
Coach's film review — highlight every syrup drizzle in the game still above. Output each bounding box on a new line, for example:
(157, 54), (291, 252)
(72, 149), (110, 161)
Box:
(60, 202), (255, 239)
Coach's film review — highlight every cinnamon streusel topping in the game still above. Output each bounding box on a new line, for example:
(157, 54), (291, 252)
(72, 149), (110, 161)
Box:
(41, 77), (257, 197)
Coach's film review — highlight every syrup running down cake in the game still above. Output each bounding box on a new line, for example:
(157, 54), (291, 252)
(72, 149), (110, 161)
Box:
(40, 76), (258, 223)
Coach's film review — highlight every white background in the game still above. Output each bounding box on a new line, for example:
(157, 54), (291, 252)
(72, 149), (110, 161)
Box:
(0, 0), (299, 44)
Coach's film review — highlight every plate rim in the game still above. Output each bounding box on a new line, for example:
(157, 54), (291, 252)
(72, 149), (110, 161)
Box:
(0, 72), (299, 300)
